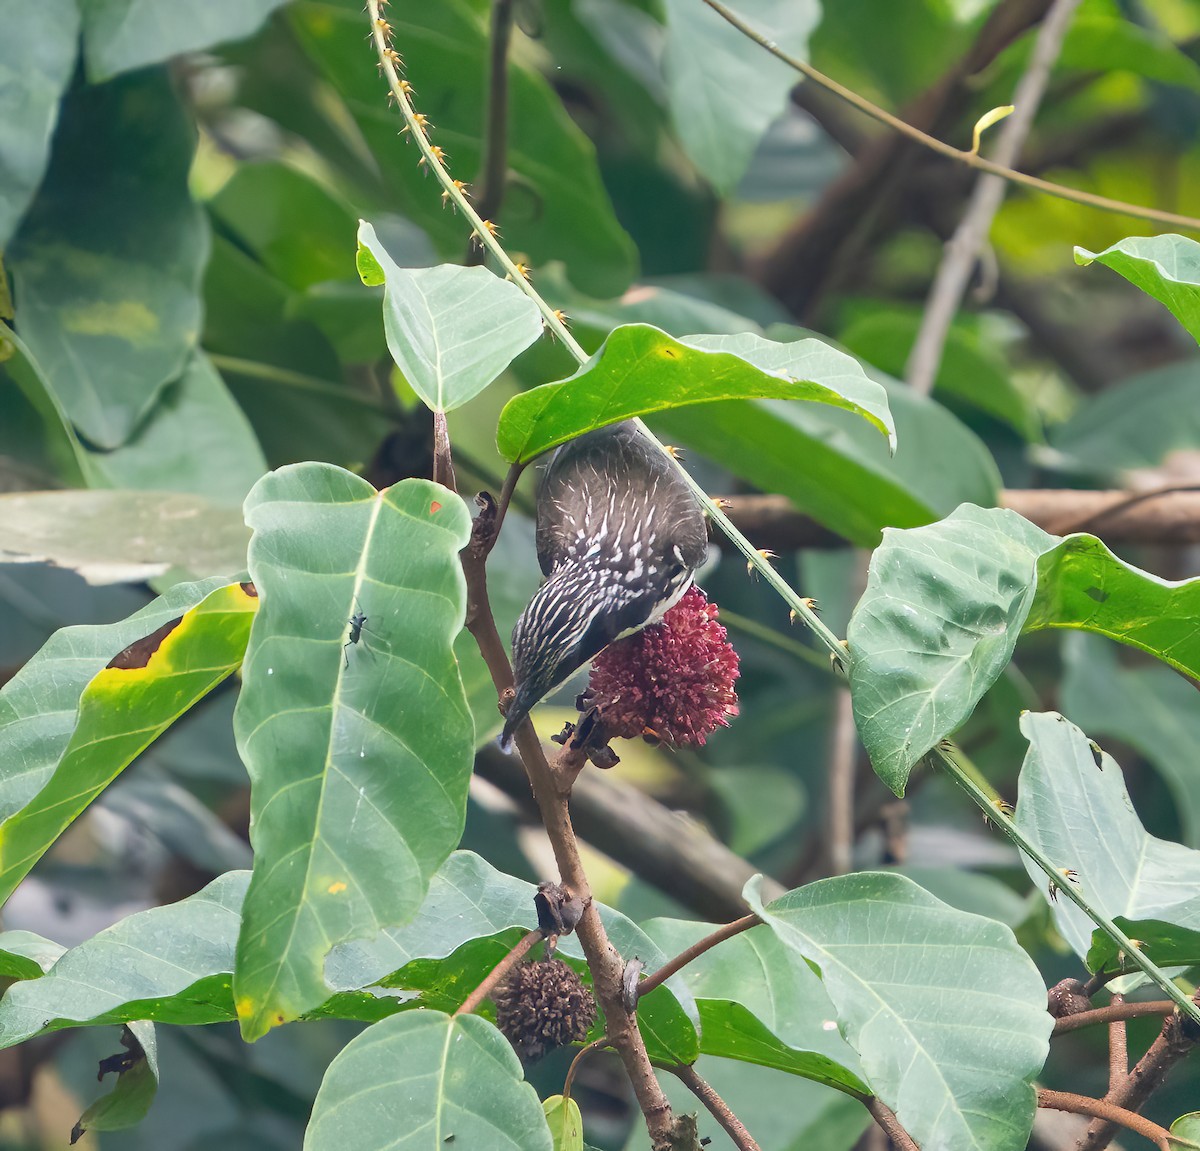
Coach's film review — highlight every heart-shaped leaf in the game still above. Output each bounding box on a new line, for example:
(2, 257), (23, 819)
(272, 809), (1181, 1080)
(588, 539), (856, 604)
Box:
(357, 222), (543, 413)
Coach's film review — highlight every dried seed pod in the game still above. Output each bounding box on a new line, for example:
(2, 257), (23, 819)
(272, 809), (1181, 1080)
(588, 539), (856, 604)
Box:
(493, 959), (597, 1061)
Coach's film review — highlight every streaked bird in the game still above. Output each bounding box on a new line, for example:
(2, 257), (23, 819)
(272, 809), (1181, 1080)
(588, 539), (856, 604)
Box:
(501, 420), (707, 749)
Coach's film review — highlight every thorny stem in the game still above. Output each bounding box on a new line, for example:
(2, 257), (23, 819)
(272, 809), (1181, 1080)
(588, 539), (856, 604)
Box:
(366, 0), (841, 667)
(702, 0), (1200, 233)
(1052, 1001), (1175, 1035)
(1037, 1089), (1172, 1150)
(637, 914), (761, 1001)
(668, 1064), (763, 1151)
(454, 928), (543, 1018)
(934, 743), (1200, 1029)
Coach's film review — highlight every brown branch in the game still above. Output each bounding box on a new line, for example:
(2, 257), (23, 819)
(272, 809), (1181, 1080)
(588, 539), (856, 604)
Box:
(454, 928), (543, 1017)
(711, 489), (1200, 552)
(1107, 994), (1128, 1092)
(906, 0), (1081, 395)
(1039, 1089), (1171, 1150)
(1052, 1001), (1175, 1036)
(460, 540), (681, 1148)
(1077, 1011), (1199, 1151)
(668, 1064), (762, 1151)
(476, 743), (785, 921)
(465, 0), (514, 265)
(864, 1096), (921, 1151)
(637, 914), (761, 1001)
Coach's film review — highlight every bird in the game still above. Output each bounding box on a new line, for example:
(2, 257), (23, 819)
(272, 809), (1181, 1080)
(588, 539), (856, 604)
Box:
(500, 420), (708, 749)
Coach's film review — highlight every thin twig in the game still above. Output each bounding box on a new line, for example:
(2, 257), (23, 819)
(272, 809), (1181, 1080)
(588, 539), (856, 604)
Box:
(474, 0), (514, 226)
(702, 0), (1200, 233)
(1052, 1001), (1174, 1035)
(562, 1036), (609, 1102)
(906, 0), (1082, 395)
(668, 1064), (763, 1151)
(1038, 1089), (1171, 1150)
(865, 1097), (921, 1151)
(637, 914), (761, 1000)
(454, 928), (543, 1017)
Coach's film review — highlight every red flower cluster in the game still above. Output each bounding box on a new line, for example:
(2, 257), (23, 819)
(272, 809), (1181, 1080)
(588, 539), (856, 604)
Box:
(580, 585), (739, 746)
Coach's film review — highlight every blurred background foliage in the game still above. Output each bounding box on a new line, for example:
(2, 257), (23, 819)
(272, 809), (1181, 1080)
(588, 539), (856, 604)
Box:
(2, 0), (1200, 1146)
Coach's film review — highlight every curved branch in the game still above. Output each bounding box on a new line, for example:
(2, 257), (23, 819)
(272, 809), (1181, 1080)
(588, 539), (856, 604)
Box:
(1037, 1089), (1171, 1150)
(637, 914), (761, 1000)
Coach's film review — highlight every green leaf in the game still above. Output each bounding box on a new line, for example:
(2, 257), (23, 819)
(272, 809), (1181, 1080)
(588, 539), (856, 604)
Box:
(0, 930), (65, 980)
(0, 873), (247, 1047)
(1015, 712), (1200, 965)
(211, 162), (359, 292)
(1076, 234), (1200, 346)
(747, 873), (1051, 1151)
(357, 222), (543, 413)
(0, 490), (251, 584)
(661, 0), (820, 192)
(1025, 533), (1200, 679)
(0, 576), (228, 824)
(81, 0), (292, 81)
(497, 324), (894, 463)
(0, 0), (80, 248)
(1172, 1112), (1200, 1147)
(838, 311), (1041, 441)
(1000, 12), (1200, 95)
(232, 469), (474, 1040)
(848, 505), (1054, 794)
(849, 506), (1200, 793)
(1085, 917), (1200, 976)
(655, 369), (1000, 546)
(305, 1012), (552, 1151)
(0, 321), (91, 488)
(326, 851), (700, 1066)
(641, 918), (869, 1095)
(543, 1096), (584, 1151)
(84, 352), (268, 507)
(72, 1022), (158, 1141)
(1047, 361), (1200, 482)
(8, 68), (207, 449)
(291, 0), (637, 297)
(1061, 634), (1200, 847)
(0, 582), (257, 904)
